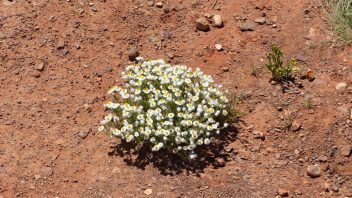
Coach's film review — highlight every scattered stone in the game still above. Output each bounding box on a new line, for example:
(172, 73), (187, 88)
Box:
(306, 164), (321, 178)
(91, 6), (97, 12)
(74, 42), (81, 49)
(291, 121), (301, 132)
(41, 166), (53, 177)
(332, 185), (339, 192)
(324, 182), (330, 192)
(78, 128), (90, 139)
(305, 27), (318, 40)
(335, 82), (347, 91)
(32, 71), (41, 78)
(253, 130), (265, 140)
(337, 106), (349, 114)
(294, 149), (300, 155)
(304, 69), (315, 81)
(319, 155), (328, 162)
(239, 21), (257, 31)
(254, 17), (266, 25)
(163, 7), (170, 13)
(222, 67), (229, 72)
(196, 18), (210, 32)
(296, 54), (308, 62)
(225, 146), (233, 153)
(163, 30), (172, 39)
(166, 53), (174, 59)
(277, 188), (289, 197)
(215, 44), (223, 51)
(276, 106), (283, 111)
(128, 47), (139, 61)
(57, 38), (65, 49)
(29, 183), (36, 190)
(214, 158), (225, 167)
(144, 188), (153, 195)
(156, 2), (163, 8)
(35, 62), (45, 71)
(147, 0), (154, 6)
(34, 174), (41, 180)
(213, 15), (223, 28)
(340, 145), (351, 157)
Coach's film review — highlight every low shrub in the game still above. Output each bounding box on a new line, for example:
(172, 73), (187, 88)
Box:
(266, 45), (295, 82)
(99, 57), (230, 159)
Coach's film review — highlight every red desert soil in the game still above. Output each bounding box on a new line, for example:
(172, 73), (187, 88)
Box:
(0, 0), (351, 197)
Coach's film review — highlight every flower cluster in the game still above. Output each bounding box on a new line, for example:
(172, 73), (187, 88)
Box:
(99, 57), (229, 159)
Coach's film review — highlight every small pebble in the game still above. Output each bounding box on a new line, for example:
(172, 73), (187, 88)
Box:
(32, 71), (41, 78)
(213, 15), (223, 28)
(35, 62), (45, 71)
(222, 67), (229, 72)
(277, 188), (289, 197)
(156, 2), (163, 8)
(254, 17), (266, 25)
(41, 166), (53, 177)
(196, 18), (210, 32)
(340, 145), (351, 157)
(335, 82), (347, 91)
(147, 0), (154, 6)
(144, 189), (153, 195)
(57, 38), (65, 49)
(306, 164), (321, 178)
(215, 43), (223, 51)
(239, 21), (257, 31)
(78, 128), (90, 139)
(291, 121), (302, 132)
(128, 47), (139, 61)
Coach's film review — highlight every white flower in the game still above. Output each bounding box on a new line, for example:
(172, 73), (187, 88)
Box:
(100, 57), (230, 159)
(168, 113), (174, 119)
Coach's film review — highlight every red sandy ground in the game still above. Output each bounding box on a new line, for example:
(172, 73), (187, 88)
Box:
(0, 0), (351, 197)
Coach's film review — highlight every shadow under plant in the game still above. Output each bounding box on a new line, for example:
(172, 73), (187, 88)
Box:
(108, 125), (238, 176)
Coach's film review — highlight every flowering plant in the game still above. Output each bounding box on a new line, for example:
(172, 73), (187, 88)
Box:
(99, 57), (230, 159)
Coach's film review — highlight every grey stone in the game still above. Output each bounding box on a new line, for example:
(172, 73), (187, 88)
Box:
(240, 21), (257, 31)
(254, 17), (266, 25)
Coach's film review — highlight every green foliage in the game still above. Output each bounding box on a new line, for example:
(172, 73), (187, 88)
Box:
(266, 45), (295, 82)
(326, 0), (352, 44)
